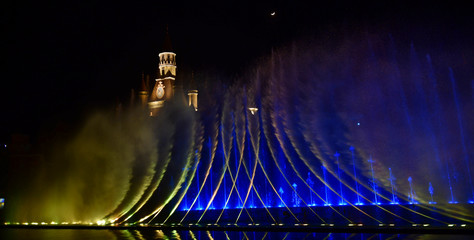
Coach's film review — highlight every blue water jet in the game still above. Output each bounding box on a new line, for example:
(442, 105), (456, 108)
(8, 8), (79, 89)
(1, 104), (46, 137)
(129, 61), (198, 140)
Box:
(349, 146), (363, 205)
(449, 68), (474, 202)
(291, 183), (300, 207)
(306, 172), (315, 206)
(407, 176), (418, 204)
(322, 165), (330, 206)
(429, 182), (436, 204)
(278, 187), (284, 207)
(388, 168), (399, 204)
(334, 152), (346, 205)
(368, 157), (380, 205)
(446, 160), (457, 204)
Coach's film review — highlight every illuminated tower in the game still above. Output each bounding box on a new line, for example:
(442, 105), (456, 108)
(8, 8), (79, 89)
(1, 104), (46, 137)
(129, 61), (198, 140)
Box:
(188, 72), (198, 111)
(148, 29), (176, 116)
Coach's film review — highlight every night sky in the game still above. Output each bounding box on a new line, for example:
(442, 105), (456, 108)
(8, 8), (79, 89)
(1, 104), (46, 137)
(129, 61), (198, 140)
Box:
(1, 0), (473, 140)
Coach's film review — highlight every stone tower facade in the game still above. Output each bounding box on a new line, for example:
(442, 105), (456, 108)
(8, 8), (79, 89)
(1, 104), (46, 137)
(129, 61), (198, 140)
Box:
(187, 72), (198, 111)
(142, 29), (198, 116)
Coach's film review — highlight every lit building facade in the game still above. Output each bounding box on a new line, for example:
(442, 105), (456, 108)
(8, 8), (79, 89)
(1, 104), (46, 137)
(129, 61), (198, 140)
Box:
(138, 30), (198, 115)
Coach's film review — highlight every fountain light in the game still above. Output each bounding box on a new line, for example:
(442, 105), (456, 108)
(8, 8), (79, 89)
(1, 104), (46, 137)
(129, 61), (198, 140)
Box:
(248, 108), (258, 115)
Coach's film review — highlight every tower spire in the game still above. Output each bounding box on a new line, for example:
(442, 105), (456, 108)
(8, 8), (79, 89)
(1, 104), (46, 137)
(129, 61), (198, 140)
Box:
(148, 27), (177, 116)
(162, 25), (173, 53)
(146, 27), (198, 115)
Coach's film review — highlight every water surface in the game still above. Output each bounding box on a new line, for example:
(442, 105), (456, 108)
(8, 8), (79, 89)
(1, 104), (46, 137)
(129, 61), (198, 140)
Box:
(1, 229), (473, 240)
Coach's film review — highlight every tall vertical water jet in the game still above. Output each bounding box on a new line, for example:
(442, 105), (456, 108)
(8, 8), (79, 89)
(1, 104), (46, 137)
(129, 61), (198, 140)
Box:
(322, 165), (330, 206)
(449, 68), (474, 202)
(408, 177), (413, 204)
(334, 152), (345, 205)
(292, 183), (299, 207)
(220, 124), (228, 209)
(349, 146), (362, 205)
(446, 160), (457, 204)
(429, 182), (435, 204)
(388, 168), (398, 204)
(408, 176), (417, 204)
(306, 172), (315, 206)
(278, 187), (284, 207)
(196, 162), (201, 210)
(368, 157), (380, 205)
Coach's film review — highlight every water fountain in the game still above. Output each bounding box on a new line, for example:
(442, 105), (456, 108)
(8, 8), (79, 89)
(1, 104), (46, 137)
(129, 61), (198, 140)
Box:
(368, 157), (380, 205)
(306, 172), (315, 206)
(3, 32), (473, 228)
(388, 168), (399, 204)
(349, 146), (363, 205)
(429, 182), (435, 204)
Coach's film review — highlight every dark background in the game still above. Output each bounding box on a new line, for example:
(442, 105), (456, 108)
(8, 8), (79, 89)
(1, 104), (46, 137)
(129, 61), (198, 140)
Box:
(1, 0), (473, 140)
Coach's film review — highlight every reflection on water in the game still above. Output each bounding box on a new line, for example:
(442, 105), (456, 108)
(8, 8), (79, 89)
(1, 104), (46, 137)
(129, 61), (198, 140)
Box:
(0, 229), (473, 240)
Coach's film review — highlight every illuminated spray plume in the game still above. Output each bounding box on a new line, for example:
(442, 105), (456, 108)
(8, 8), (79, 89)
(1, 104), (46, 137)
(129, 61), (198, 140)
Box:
(3, 33), (473, 226)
